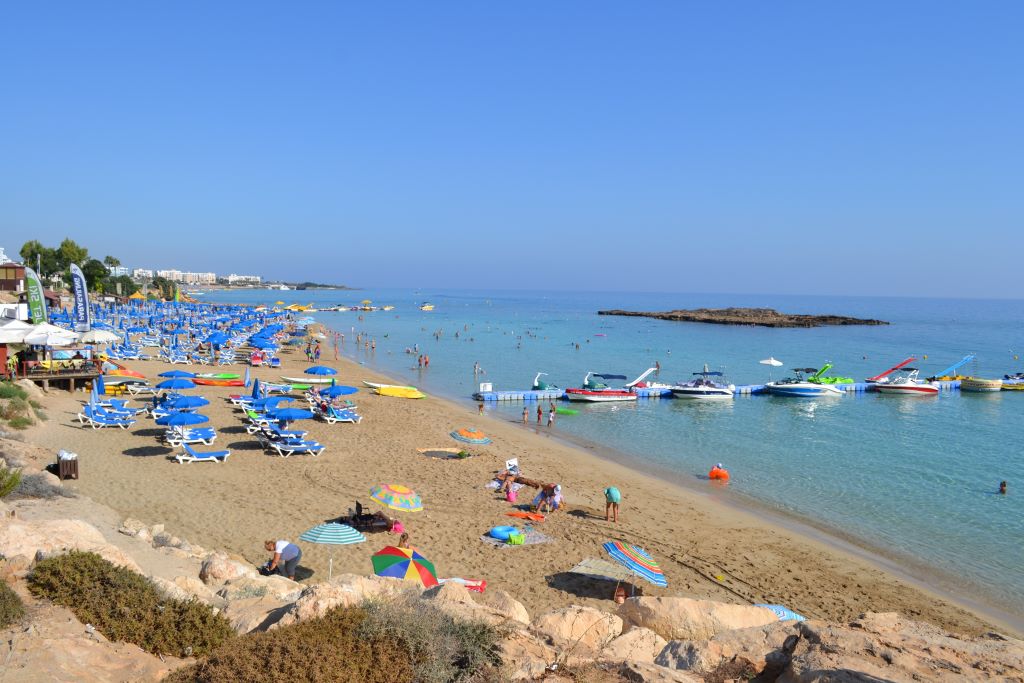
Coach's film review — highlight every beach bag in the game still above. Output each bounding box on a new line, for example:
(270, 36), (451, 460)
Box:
(505, 489), (518, 503)
(506, 532), (525, 545)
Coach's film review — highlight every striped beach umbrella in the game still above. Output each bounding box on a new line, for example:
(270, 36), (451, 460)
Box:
(449, 428), (492, 445)
(371, 546), (438, 588)
(299, 522), (366, 580)
(601, 541), (668, 588)
(370, 484), (423, 512)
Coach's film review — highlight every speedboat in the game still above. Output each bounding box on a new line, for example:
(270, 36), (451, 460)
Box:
(865, 357), (916, 385)
(564, 368), (656, 402)
(874, 368), (938, 396)
(669, 365), (735, 399)
(766, 368), (844, 397)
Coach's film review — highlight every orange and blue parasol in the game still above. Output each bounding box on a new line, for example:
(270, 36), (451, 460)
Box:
(370, 484), (423, 512)
(449, 427), (492, 445)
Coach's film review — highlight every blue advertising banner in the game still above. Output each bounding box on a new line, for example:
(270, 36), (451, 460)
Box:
(70, 263), (92, 332)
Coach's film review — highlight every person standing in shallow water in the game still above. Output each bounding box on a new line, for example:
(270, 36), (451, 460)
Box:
(522, 407), (529, 424)
(536, 405), (543, 424)
(999, 480), (1007, 494)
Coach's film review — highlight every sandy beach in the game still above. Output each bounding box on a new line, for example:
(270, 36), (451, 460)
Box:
(23, 340), (1010, 638)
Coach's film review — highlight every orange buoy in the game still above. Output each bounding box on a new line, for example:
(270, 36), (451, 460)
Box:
(708, 464), (730, 481)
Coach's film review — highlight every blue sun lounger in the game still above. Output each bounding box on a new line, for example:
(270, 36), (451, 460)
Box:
(175, 443), (230, 463)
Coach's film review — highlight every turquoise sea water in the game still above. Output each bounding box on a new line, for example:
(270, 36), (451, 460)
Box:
(208, 288), (1024, 622)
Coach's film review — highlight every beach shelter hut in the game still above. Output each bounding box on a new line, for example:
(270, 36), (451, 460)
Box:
(298, 522), (365, 580)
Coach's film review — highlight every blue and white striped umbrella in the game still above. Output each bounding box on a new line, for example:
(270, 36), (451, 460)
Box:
(299, 522), (366, 579)
(602, 541), (668, 587)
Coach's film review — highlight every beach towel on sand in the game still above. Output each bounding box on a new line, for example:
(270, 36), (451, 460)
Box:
(505, 511), (545, 522)
(480, 528), (551, 547)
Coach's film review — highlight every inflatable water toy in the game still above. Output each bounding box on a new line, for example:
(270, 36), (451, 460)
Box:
(489, 525), (516, 540)
(555, 407), (578, 416)
(708, 465), (730, 481)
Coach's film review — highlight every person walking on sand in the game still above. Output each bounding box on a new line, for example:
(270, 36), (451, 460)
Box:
(604, 486), (621, 522)
(314, 345), (321, 362)
(264, 539), (302, 580)
(478, 402), (484, 415)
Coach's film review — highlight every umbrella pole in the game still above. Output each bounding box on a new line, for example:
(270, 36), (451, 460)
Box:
(329, 551), (334, 581)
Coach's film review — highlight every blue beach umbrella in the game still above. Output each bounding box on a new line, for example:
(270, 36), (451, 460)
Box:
(304, 365), (337, 376)
(244, 366), (251, 388)
(269, 408), (315, 422)
(156, 378), (196, 390)
(299, 522), (366, 580)
(253, 396), (296, 410)
(322, 385), (358, 397)
(95, 373), (106, 396)
(251, 378), (261, 399)
(159, 370), (197, 378)
(166, 395), (210, 411)
(156, 411), (210, 426)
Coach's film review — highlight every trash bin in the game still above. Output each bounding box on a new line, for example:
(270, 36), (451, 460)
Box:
(57, 450), (78, 480)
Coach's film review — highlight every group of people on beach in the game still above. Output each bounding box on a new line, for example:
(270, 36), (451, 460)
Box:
(521, 402), (556, 427)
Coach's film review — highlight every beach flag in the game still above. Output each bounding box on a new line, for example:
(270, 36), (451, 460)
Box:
(70, 263), (92, 332)
(24, 266), (48, 324)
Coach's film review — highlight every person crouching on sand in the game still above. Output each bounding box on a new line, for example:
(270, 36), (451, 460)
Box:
(264, 539), (302, 580)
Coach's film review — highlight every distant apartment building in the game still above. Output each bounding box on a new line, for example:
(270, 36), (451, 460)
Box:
(133, 268), (154, 279)
(181, 272), (217, 285)
(108, 266), (130, 277)
(156, 269), (182, 281)
(0, 247), (13, 265)
(225, 274), (262, 285)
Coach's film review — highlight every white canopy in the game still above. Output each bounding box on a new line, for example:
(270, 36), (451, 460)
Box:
(78, 329), (121, 344)
(0, 319), (33, 344)
(22, 323), (79, 347)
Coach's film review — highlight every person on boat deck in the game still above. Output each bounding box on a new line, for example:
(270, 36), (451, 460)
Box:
(264, 539), (302, 580)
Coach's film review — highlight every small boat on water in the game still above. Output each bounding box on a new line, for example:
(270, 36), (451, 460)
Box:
(960, 377), (1003, 392)
(874, 368), (938, 396)
(1002, 373), (1024, 391)
(532, 372), (558, 390)
(564, 368), (656, 402)
(766, 368), (844, 397)
(866, 357), (916, 385)
(419, 303), (435, 311)
(669, 365), (735, 399)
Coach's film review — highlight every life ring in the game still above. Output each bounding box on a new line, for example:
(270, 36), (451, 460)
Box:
(709, 467), (730, 481)
(489, 525), (516, 540)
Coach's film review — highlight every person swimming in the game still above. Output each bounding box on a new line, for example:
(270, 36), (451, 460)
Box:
(999, 480), (1007, 495)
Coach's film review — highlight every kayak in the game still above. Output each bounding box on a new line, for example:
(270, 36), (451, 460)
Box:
(282, 375), (335, 385)
(555, 407), (578, 416)
(375, 386), (426, 399)
(290, 384), (313, 391)
(364, 381), (418, 390)
(196, 372), (240, 380)
(193, 378), (245, 387)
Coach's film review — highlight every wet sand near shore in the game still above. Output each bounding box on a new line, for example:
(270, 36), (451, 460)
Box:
(25, 341), (1010, 636)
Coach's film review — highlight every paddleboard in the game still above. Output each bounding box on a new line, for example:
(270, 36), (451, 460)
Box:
(281, 376), (335, 384)
(197, 373), (240, 380)
(193, 378), (245, 387)
(363, 381), (418, 390)
(375, 386), (426, 399)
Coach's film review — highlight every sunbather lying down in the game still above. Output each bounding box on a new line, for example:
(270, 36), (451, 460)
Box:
(495, 470), (545, 493)
(337, 501), (393, 532)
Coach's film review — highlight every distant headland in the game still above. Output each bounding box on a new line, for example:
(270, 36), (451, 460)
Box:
(596, 307), (889, 328)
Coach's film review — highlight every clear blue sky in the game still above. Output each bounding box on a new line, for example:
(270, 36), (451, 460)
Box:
(2, 2), (1021, 297)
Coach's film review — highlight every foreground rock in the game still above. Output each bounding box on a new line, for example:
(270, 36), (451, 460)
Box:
(619, 596), (780, 641)
(0, 518), (142, 572)
(655, 611), (1024, 682)
(597, 307), (888, 328)
(273, 573), (412, 627)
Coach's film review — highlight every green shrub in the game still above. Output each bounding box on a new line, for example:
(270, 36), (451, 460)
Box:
(13, 472), (72, 499)
(0, 581), (25, 628)
(166, 599), (505, 683)
(0, 383), (27, 400)
(6, 417), (32, 430)
(0, 465), (21, 498)
(359, 596), (505, 683)
(28, 551), (233, 656)
(0, 397), (30, 421)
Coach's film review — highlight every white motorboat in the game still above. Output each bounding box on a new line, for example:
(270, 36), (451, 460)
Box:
(766, 368), (844, 397)
(873, 368), (939, 396)
(670, 365), (735, 399)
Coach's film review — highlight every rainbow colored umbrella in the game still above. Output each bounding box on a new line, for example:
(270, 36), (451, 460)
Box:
(601, 541), (668, 587)
(371, 546), (438, 588)
(449, 427), (492, 445)
(370, 484), (423, 512)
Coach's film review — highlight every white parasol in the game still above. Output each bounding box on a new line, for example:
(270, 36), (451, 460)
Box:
(759, 357), (783, 381)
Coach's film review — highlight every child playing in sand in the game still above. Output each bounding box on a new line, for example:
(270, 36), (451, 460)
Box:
(605, 486), (621, 522)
